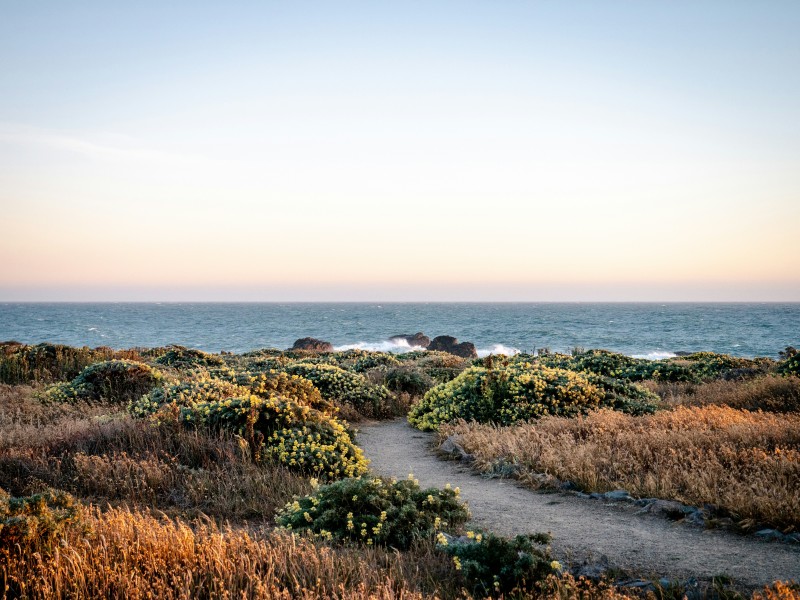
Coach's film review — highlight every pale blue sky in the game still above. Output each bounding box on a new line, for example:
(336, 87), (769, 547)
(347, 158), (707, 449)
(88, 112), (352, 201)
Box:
(1, 1), (799, 300)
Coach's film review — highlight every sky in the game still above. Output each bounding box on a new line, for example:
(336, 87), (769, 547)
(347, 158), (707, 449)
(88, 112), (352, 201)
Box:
(1, 1), (799, 301)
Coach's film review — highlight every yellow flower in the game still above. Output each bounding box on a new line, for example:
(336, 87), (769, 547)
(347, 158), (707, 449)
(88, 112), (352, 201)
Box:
(452, 556), (462, 570)
(466, 530), (475, 539)
(550, 560), (562, 571)
(436, 532), (448, 546)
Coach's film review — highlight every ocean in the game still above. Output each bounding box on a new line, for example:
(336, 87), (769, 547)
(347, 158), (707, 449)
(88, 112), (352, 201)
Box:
(0, 303), (798, 359)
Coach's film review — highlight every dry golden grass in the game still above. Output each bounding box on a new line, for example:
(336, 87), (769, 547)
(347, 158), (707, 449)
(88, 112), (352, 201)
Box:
(645, 375), (800, 413)
(2, 504), (793, 600)
(0, 505), (458, 599)
(442, 406), (800, 530)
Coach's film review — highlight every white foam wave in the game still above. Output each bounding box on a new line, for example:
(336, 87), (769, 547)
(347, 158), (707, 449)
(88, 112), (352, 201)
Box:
(476, 344), (521, 358)
(333, 339), (426, 353)
(630, 351), (677, 360)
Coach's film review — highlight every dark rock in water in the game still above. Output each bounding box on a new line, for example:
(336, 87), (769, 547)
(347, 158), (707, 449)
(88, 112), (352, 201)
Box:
(674, 351), (693, 357)
(290, 337), (334, 352)
(389, 332), (431, 348)
(428, 335), (478, 358)
(559, 480), (579, 491)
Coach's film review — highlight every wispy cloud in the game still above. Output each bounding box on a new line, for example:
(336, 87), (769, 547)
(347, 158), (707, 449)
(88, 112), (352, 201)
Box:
(0, 123), (215, 167)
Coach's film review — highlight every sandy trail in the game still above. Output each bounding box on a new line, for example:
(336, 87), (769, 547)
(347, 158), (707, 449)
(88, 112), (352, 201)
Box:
(357, 419), (800, 589)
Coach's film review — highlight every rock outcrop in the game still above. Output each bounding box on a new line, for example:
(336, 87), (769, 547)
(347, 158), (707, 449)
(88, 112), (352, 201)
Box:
(428, 335), (478, 358)
(389, 332), (431, 348)
(290, 337), (334, 352)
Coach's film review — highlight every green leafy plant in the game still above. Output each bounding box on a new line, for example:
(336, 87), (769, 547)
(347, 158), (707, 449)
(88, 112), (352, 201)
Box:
(441, 531), (557, 597)
(777, 347), (800, 377)
(0, 490), (85, 555)
(384, 367), (434, 397)
(276, 476), (469, 549)
(153, 345), (225, 370)
(43, 360), (163, 405)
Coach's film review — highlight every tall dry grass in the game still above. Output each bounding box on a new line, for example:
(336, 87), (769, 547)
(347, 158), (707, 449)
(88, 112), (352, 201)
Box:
(2, 505), (794, 600)
(645, 375), (800, 413)
(0, 385), (309, 521)
(0, 505), (457, 599)
(442, 406), (800, 530)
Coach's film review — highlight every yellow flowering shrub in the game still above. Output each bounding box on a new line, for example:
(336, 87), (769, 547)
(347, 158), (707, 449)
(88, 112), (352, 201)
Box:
(129, 377), (249, 418)
(283, 363), (393, 418)
(408, 361), (657, 431)
(276, 476), (469, 549)
(182, 395), (368, 479)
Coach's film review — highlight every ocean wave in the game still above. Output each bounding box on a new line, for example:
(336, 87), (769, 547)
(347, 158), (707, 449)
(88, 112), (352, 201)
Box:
(630, 351), (677, 360)
(333, 339), (427, 353)
(476, 344), (521, 358)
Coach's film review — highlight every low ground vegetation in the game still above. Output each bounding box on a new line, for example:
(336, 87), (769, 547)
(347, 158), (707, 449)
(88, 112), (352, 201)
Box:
(0, 344), (798, 598)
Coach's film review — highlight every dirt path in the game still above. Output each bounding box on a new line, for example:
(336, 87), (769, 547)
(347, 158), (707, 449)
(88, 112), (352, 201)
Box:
(357, 419), (800, 589)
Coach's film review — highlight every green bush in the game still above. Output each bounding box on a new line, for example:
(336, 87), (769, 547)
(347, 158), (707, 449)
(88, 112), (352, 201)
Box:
(0, 490), (84, 554)
(152, 345), (224, 370)
(384, 367), (434, 397)
(441, 531), (557, 597)
(408, 361), (658, 431)
(0, 342), (139, 384)
(778, 347), (800, 377)
(350, 353), (402, 373)
(276, 476), (469, 549)
(284, 363), (393, 418)
(673, 351), (769, 380)
(44, 360), (163, 405)
(183, 395), (368, 479)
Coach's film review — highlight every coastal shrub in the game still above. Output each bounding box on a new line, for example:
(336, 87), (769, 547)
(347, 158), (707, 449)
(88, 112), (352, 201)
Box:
(153, 346), (224, 370)
(384, 367), (434, 397)
(408, 361), (657, 431)
(408, 362), (658, 430)
(441, 531), (556, 597)
(183, 395), (368, 479)
(0, 490), (84, 555)
(778, 347), (800, 377)
(351, 353), (402, 373)
(0, 343), (141, 385)
(220, 370), (334, 413)
(44, 360), (163, 405)
(673, 352), (770, 380)
(130, 377), (249, 418)
(276, 476), (469, 549)
(416, 352), (471, 383)
(283, 363), (393, 418)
